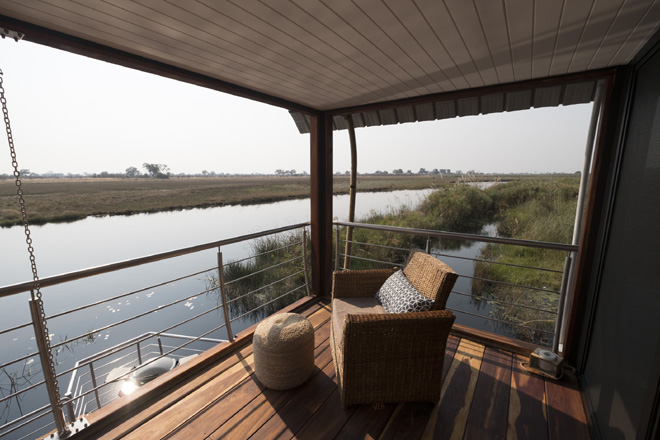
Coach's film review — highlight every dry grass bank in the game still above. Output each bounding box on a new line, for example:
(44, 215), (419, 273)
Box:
(0, 174), (452, 226)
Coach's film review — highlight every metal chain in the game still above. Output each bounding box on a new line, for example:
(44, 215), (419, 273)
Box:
(0, 69), (63, 404)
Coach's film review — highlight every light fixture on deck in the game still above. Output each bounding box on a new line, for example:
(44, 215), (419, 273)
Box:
(1, 27), (24, 42)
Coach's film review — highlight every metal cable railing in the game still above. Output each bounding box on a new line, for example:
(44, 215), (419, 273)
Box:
(334, 221), (578, 348)
(0, 223), (311, 440)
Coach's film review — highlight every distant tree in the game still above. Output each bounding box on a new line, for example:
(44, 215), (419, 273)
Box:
(406, 170), (412, 174)
(125, 166), (140, 178)
(143, 163), (170, 179)
(275, 169), (285, 176)
(19, 168), (30, 177)
(202, 170), (209, 176)
(430, 168), (439, 175)
(418, 168), (427, 174)
(393, 169), (403, 174)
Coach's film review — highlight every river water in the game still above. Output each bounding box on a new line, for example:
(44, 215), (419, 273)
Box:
(0, 188), (500, 438)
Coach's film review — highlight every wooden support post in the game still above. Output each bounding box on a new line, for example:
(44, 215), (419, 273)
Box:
(310, 112), (333, 297)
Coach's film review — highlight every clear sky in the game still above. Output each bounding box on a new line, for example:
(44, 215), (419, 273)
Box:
(1, 39), (593, 176)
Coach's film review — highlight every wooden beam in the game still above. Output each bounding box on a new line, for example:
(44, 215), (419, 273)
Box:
(329, 68), (615, 117)
(0, 15), (317, 115)
(563, 68), (629, 366)
(309, 112), (333, 297)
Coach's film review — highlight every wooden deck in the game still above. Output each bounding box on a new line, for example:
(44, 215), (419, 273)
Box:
(80, 299), (590, 439)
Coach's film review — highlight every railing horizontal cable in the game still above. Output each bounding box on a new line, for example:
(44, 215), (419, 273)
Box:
(0, 321), (32, 336)
(448, 307), (556, 337)
(427, 250), (565, 274)
(335, 221), (578, 252)
(341, 239), (412, 254)
(229, 284), (306, 323)
(63, 320), (230, 407)
(0, 222), (310, 298)
(451, 290), (558, 315)
(50, 284), (220, 350)
(224, 256), (302, 285)
(0, 403), (51, 434)
(0, 378), (47, 406)
(47, 267), (217, 320)
(340, 254), (398, 267)
(57, 304), (229, 379)
(226, 270), (304, 305)
(223, 240), (304, 267)
(459, 273), (561, 295)
(0, 350), (40, 371)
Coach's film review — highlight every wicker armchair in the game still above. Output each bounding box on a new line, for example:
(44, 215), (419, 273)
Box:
(330, 252), (458, 407)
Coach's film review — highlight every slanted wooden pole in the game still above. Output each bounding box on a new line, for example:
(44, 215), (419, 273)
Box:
(310, 112), (333, 297)
(343, 115), (357, 269)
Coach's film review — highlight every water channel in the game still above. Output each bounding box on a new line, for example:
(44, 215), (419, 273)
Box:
(0, 188), (501, 438)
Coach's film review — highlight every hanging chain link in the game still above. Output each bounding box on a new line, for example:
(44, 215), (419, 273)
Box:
(0, 69), (63, 405)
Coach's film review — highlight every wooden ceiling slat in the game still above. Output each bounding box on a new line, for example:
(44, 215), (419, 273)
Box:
(589, 1), (660, 68)
(362, 110), (381, 126)
(384, 0), (460, 91)
(324, 0), (428, 99)
(290, 0), (414, 105)
(186, 0), (362, 100)
(569, 0), (625, 73)
(416, 0), (485, 88)
(474, 0), (516, 84)
(1, 0), (658, 113)
(549, 0), (595, 76)
(101, 0), (347, 104)
(446, 0), (499, 85)
(395, 106), (416, 123)
(126, 0), (351, 101)
(504, 0), (534, 81)
(532, 0), (564, 78)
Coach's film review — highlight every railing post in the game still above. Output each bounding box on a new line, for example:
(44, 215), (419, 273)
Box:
(64, 391), (75, 422)
(136, 341), (142, 364)
(28, 298), (69, 436)
(425, 236), (431, 253)
(217, 248), (234, 342)
(89, 361), (101, 410)
(302, 229), (311, 296)
(552, 254), (573, 353)
(335, 224), (340, 271)
(157, 336), (164, 355)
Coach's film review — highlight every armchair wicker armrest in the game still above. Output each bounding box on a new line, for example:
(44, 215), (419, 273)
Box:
(332, 309), (455, 406)
(331, 268), (397, 299)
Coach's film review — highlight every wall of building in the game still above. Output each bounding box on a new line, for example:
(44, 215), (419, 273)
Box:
(578, 33), (660, 440)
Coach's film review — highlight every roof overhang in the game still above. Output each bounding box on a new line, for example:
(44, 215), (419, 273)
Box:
(1, 1), (658, 116)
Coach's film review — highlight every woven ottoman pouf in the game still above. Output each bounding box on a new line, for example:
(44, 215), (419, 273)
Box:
(253, 312), (315, 390)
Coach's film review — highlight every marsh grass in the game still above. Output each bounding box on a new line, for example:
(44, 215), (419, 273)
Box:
(206, 230), (309, 324)
(473, 177), (579, 344)
(0, 175), (446, 227)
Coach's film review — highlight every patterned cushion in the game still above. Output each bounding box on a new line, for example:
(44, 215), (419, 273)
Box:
(376, 269), (434, 313)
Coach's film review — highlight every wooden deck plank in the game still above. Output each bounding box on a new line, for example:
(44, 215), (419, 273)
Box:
(507, 354), (548, 440)
(206, 341), (335, 439)
(293, 389), (357, 439)
(545, 369), (590, 440)
(422, 338), (486, 440)
(464, 347), (513, 440)
(123, 306), (332, 439)
(249, 359), (338, 439)
(381, 402), (436, 440)
(75, 298), (592, 440)
(334, 403), (398, 440)
(89, 299), (326, 439)
(171, 320), (333, 439)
